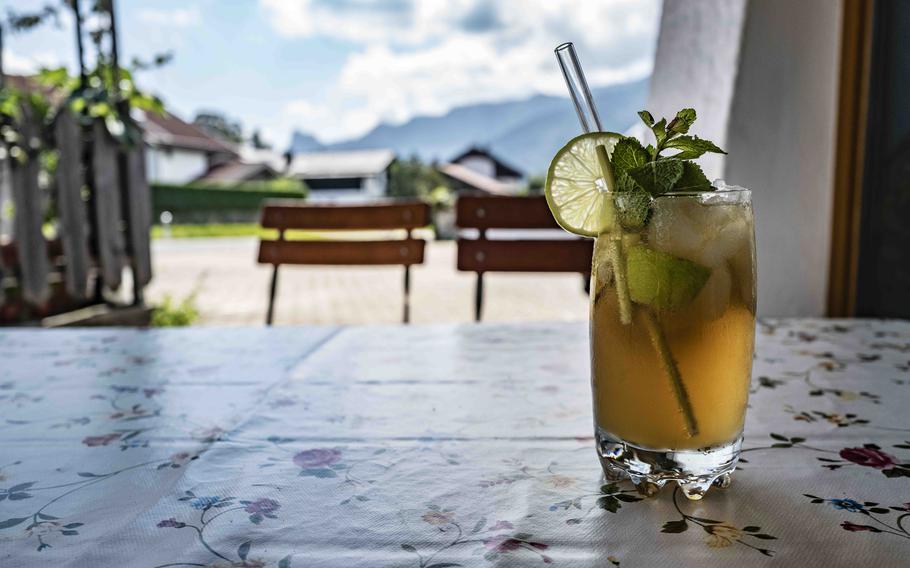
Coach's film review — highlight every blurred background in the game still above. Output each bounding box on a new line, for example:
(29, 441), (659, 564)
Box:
(0, 0), (904, 327)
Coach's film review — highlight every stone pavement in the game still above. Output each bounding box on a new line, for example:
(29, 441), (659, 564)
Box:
(147, 238), (590, 326)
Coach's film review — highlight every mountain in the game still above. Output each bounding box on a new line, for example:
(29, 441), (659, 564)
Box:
(289, 131), (324, 153)
(288, 78), (649, 175)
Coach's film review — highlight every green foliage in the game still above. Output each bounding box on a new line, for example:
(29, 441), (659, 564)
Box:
(190, 177), (307, 195)
(6, 5), (59, 32)
(388, 155), (448, 198)
(526, 174), (546, 195)
(638, 108), (727, 162)
(425, 185), (454, 209)
(0, 85), (53, 164)
(151, 180), (308, 221)
(674, 161), (712, 192)
(37, 63), (166, 146)
(611, 108), (727, 196)
(627, 159), (684, 196)
(193, 111), (243, 144)
(151, 293), (199, 327)
(610, 137), (649, 176)
(250, 129), (271, 149)
(151, 224), (328, 240)
(664, 135), (725, 160)
(608, 108), (726, 229)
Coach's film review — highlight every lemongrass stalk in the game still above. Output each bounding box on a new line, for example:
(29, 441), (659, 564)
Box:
(595, 144), (632, 325)
(643, 309), (699, 436)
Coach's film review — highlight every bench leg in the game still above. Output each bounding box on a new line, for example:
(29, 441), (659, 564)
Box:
(474, 273), (484, 322)
(266, 265), (279, 326)
(402, 265), (412, 324)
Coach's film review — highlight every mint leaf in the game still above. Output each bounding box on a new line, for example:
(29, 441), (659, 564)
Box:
(672, 161), (711, 192)
(627, 159), (684, 196)
(667, 108), (696, 134)
(610, 137), (649, 176)
(652, 118), (668, 146)
(664, 135), (726, 160)
(615, 187), (652, 230)
(638, 110), (655, 126)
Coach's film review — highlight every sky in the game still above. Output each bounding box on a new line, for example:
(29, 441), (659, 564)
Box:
(4, 0), (661, 149)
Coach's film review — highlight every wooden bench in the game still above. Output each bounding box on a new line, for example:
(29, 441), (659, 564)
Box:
(257, 200), (430, 325)
(455, 195), (593, 321)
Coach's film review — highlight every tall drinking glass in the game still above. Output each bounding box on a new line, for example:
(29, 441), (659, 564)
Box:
(591, 187), (756, 499)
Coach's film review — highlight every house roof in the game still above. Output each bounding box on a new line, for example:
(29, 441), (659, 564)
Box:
(193, 160), (276, 184)
(238, 145), (286, 171)
(3, 74), (238, 157)
(2, 74), (65, 105)
(450, 146), (523, 179)
(287, 149), (395, 179)
(138, 110), (238, 155)
(437, 163), (515, 195)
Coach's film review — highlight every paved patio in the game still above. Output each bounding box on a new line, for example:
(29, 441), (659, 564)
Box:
(147, 238), (590, 325)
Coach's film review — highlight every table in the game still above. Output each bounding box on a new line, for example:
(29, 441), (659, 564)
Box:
(1, 320), (908, 567)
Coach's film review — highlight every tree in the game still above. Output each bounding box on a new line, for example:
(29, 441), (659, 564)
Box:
(525, 174), (546, 195)
(193, 111), (243, 144)
(250, 129), (271, 150)
(387, 155), (448, 198)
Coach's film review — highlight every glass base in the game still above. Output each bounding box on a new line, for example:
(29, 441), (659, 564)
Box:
(596, 426), (740, 500)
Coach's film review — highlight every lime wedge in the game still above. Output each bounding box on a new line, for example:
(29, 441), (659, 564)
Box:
(545, 132), (622, 237)
(626, 245), (711, 310)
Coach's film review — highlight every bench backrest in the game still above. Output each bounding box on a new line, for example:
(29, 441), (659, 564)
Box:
(455, 195), (593, 274)
(257, 201), (431, 267)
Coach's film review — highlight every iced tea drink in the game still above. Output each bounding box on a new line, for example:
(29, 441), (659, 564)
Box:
(591, 189), (756, 497)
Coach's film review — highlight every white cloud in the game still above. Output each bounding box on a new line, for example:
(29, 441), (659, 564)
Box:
(3, 48), (62, 75)
(138, 7), (201, 28)
(269, 0), (660, 142)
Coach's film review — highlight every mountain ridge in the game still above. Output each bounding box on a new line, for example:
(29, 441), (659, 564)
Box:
(288, 78), (649, 175)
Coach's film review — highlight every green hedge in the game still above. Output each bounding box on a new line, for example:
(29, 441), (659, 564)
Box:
(152, 179), (307, 223)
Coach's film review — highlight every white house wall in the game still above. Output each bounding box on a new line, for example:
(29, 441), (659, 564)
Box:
(145, 147), (209, 184)
(458, 155), (496, 179)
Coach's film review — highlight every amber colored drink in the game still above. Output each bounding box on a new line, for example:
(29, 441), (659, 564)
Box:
(591, 190), (756, 452)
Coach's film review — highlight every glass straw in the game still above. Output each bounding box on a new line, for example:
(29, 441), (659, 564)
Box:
(555, 42), (602, 134)
(555, 42), (628, 321)
(554, 42), (699, 437)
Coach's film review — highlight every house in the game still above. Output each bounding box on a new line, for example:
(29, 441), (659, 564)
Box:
(137, 110), (238, 184)
(285, 149), (396, 202)
(192, 161), (277, 184)
(438, 147), (523, 195)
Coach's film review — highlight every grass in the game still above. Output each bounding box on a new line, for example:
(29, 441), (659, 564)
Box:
(151, 292), (200, 327)
(151, 224), (430, 241)
(151, 224), (324, 240)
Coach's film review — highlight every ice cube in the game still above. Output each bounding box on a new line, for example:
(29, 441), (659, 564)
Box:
(646, 198), (705, 260)
(693, 213), (750, 267)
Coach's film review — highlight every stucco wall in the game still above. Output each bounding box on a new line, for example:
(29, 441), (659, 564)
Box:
(725, 0), (841, 316)
(648, 0), (842, 316)
(646, 0), (748, 180)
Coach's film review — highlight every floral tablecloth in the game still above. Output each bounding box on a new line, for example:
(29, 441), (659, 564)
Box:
(1, 320), (908, 567)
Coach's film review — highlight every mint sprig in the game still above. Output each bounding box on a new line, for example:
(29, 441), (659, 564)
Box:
(610, 108), (725, 229)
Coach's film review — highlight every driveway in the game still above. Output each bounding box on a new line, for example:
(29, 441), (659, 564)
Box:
(148, 238), (590, 325)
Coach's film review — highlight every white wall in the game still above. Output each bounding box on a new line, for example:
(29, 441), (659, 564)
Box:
(363, 171), (388, 198)
(648, 0), (842, 316)
(458, 155), (496, 179)
(725, 0), (841, 316)
(646, 0), (748, 179)
(145, 147), (209, 184)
